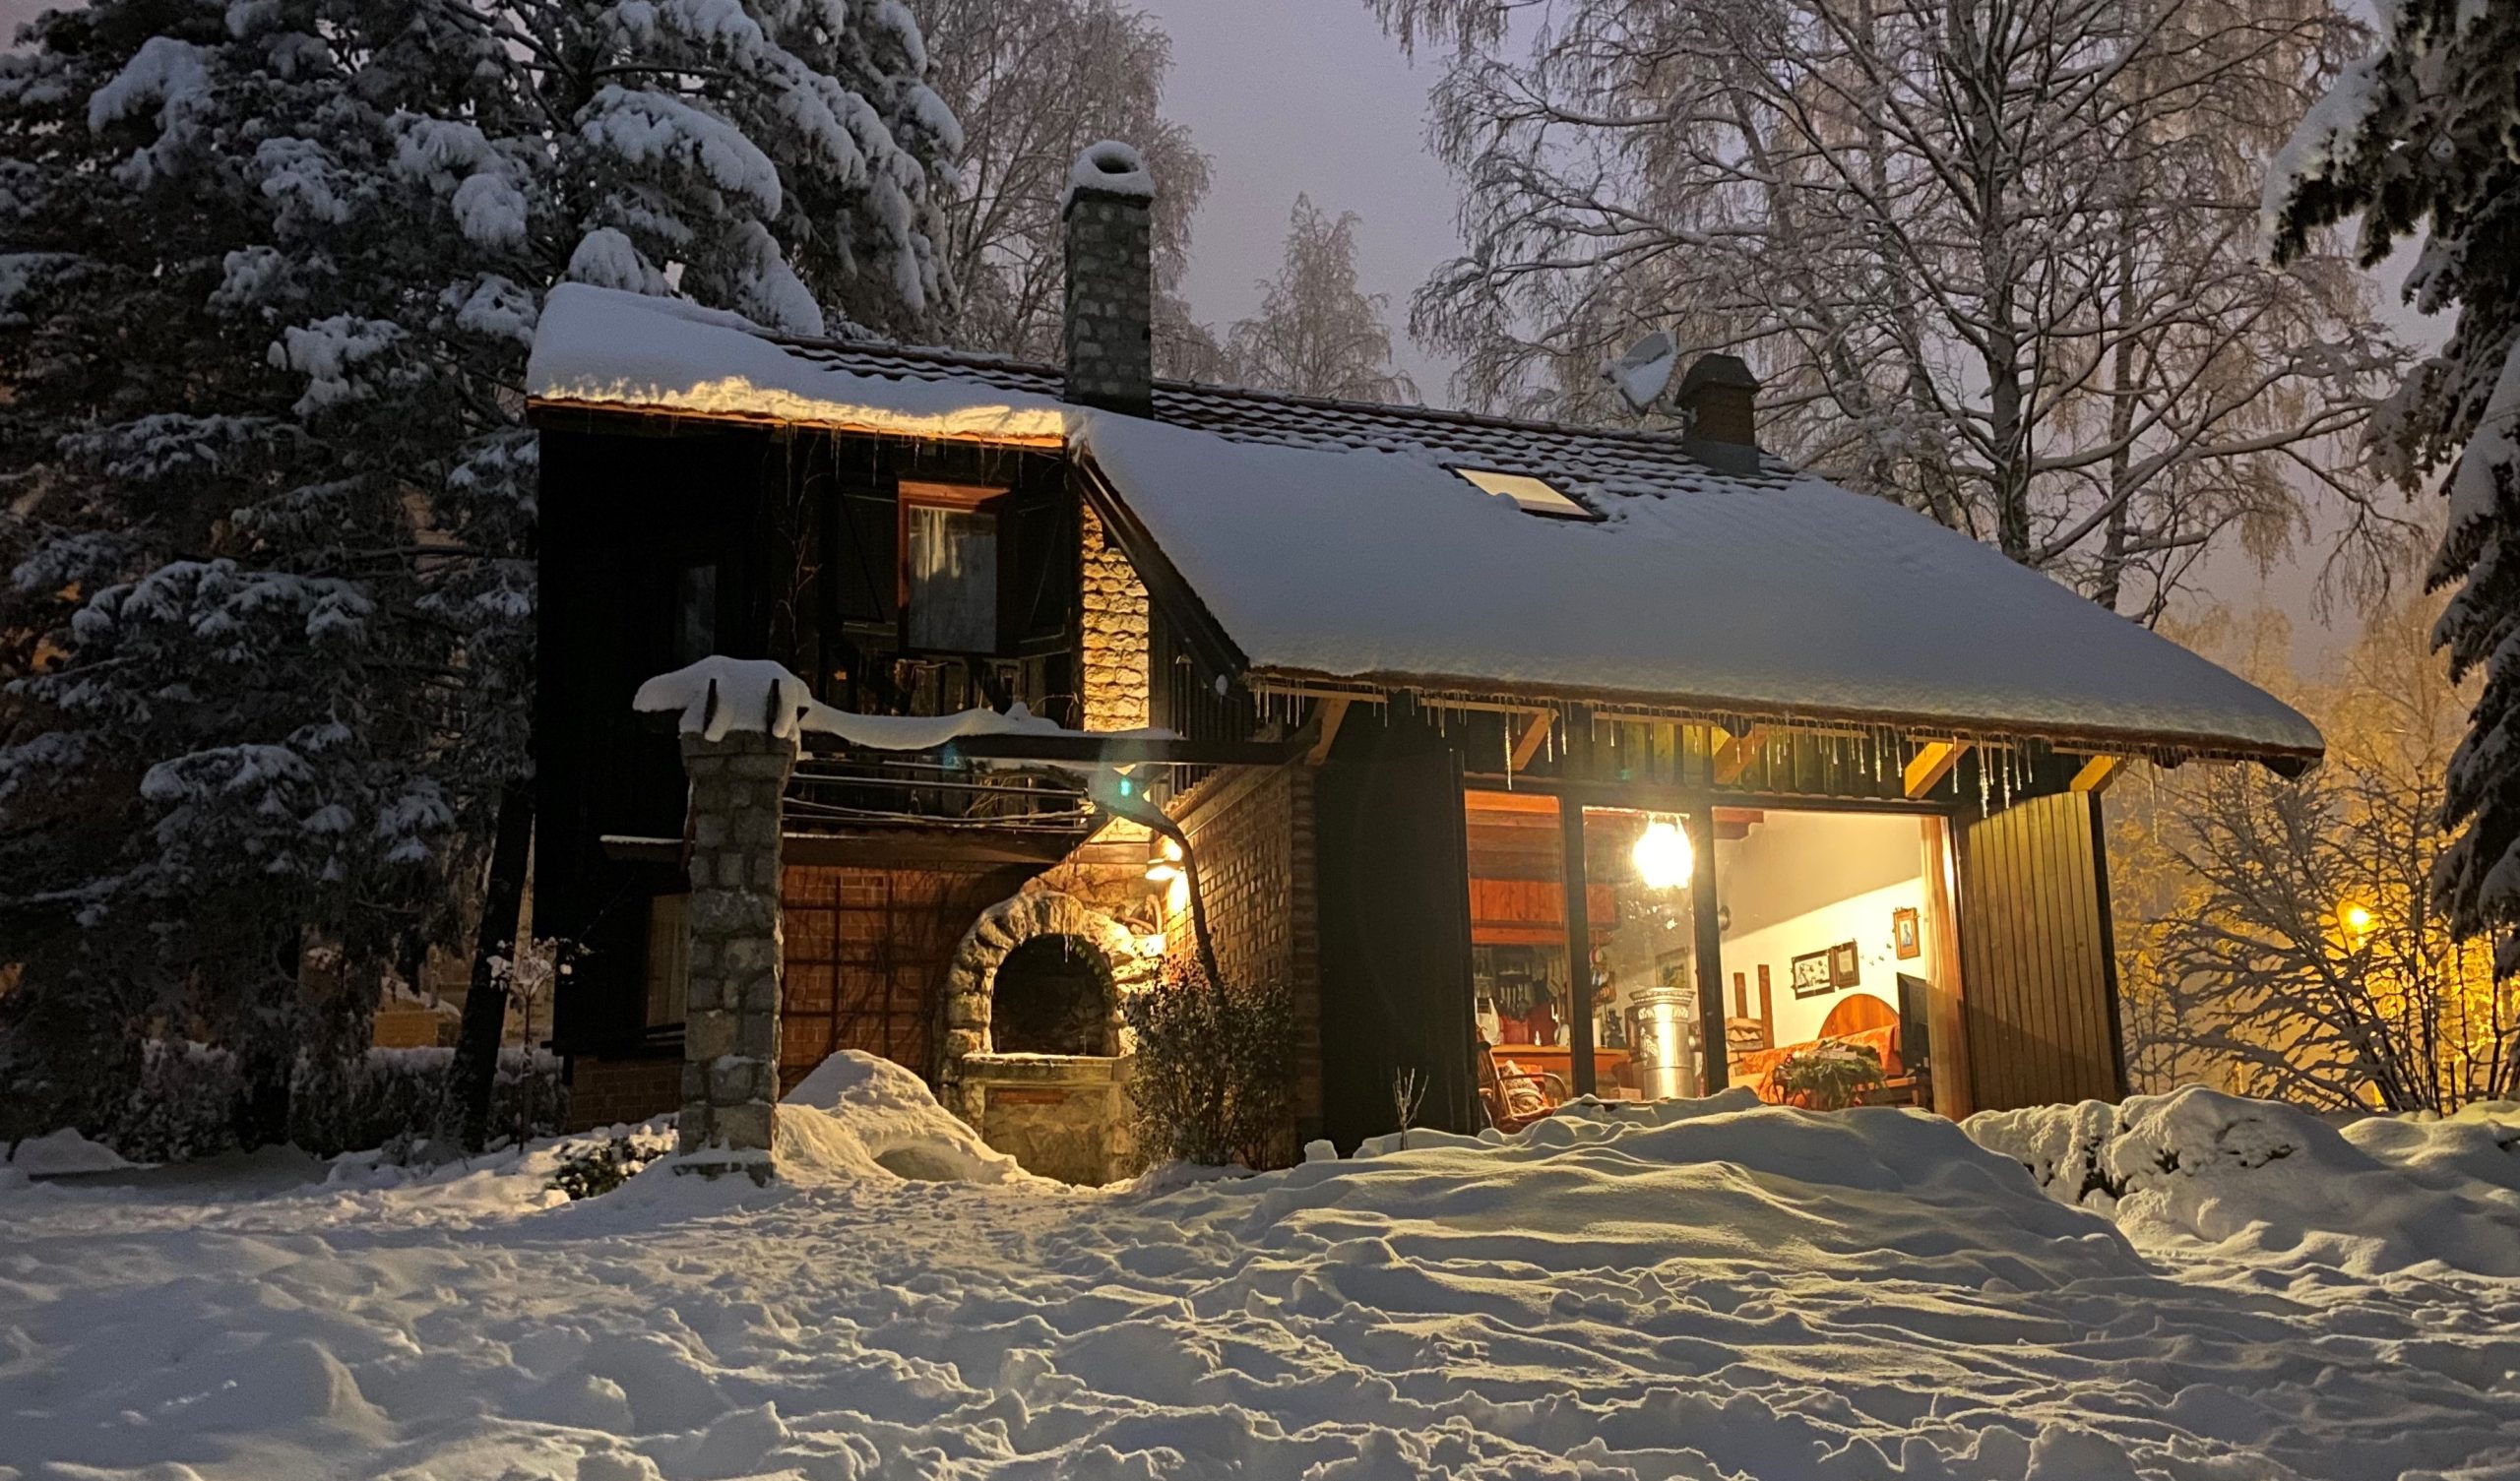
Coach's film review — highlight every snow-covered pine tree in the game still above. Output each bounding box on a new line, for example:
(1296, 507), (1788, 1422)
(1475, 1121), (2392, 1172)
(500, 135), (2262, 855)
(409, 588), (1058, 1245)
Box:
(2265, 1), (2520, 977)
(0, 0), (958, 1149)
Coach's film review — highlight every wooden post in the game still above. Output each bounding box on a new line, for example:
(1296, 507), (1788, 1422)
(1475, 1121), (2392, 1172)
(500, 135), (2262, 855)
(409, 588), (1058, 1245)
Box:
(1558, 796), (1595, 1098)
(1918, 815), (1973, 1118)
(1686, 807), (1728, 1092)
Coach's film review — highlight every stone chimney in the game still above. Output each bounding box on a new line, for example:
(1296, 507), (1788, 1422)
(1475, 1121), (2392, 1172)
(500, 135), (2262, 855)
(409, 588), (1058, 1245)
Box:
(1062, 141), (1156, 416)
(1675, 353), (1762, 476)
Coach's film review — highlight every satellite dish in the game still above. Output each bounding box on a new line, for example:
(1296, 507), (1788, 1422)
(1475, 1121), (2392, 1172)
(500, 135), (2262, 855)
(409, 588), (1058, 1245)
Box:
(1604, 330), (1677, 412)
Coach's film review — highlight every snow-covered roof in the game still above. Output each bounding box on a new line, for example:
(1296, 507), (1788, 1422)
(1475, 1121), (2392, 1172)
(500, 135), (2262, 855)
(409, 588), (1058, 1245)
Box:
(535, 288), (2321, 761)
(1074, 415), (2320, 759)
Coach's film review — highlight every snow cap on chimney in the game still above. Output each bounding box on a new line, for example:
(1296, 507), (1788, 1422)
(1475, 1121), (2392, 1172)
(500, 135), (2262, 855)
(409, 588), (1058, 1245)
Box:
(1675, 353), (1761, 475)
(1063, 141), (1156, 416)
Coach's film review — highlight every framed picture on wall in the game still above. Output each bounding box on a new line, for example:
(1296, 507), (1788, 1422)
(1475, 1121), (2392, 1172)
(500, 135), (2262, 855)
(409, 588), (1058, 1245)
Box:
(1893, 906), (1922, 959)
(1789, 950), (1833, 998)
(1828, 940), (1860, 987)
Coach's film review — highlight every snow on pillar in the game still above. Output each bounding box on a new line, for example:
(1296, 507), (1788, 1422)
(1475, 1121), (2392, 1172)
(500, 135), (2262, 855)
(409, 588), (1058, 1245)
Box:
(634, 657), (817, 1180)
(1062, 141), (1156, 416)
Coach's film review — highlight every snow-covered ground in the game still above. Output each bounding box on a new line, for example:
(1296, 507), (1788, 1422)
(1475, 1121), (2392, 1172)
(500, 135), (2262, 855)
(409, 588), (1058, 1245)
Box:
(5, 1060), (2519, 1481)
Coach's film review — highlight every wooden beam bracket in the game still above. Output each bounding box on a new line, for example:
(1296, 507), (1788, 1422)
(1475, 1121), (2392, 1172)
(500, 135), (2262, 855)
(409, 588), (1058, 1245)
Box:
(2069, 754), (2122, 793)
(1508, 709), (1555, 774)
(1306, 697), (1353, 767)
(1713, 725), (1767, 786)
(1903, 740), (1969, 800)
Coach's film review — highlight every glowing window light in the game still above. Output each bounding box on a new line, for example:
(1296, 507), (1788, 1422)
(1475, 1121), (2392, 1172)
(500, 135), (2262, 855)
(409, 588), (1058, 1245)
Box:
(1632, 818), (1693, 891)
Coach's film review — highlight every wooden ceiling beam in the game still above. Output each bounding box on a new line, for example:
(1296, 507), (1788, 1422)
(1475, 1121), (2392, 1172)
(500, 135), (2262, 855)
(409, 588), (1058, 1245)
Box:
(2069, 754), (2122, 793)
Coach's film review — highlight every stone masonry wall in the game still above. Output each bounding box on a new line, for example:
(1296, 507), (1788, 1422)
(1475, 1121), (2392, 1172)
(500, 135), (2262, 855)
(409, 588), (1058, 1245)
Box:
(1078, 503), (1150, 733)
(676, 728), (795, 1168)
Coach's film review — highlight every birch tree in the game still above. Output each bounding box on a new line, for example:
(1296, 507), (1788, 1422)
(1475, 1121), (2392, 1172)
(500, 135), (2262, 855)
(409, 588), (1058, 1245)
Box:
(1224, 196), (1418, 402)
(913, 0), (1221, 374)
(1365, 0), (2402, 616)
(2115, 593), (2516, 1111)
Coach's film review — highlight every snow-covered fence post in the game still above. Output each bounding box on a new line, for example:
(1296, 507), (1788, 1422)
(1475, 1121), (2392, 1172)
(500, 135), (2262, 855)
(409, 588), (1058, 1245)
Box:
(635, 659), (816, 1181)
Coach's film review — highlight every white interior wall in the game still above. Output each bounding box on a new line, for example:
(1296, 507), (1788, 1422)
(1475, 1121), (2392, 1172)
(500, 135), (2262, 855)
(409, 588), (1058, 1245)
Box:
(1715, 811), (1928, 1047)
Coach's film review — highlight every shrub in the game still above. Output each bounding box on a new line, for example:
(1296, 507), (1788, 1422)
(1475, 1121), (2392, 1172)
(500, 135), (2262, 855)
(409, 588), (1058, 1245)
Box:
(26, 1040), (570, 1163)
(1121, 957), (1293, 1170)
(545, 1128), (675, 1200)
(1774, 1040), (1887, 1111)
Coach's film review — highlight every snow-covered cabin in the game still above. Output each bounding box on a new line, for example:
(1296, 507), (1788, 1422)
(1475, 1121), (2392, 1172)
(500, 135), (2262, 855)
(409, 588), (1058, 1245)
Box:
(526, 148), (2320, 1176)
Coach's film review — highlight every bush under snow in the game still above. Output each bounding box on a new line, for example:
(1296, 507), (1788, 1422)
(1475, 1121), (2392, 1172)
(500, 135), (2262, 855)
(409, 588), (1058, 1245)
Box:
(1967, 1085), (2520, 1276)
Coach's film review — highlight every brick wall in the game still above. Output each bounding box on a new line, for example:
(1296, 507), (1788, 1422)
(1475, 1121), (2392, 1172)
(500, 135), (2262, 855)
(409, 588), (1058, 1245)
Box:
(781, 863), (1032, 1086)
(1079, 503), (1150, 733)
(565, 1054), (681, 1132)
(1161, 765), (1323, 1135)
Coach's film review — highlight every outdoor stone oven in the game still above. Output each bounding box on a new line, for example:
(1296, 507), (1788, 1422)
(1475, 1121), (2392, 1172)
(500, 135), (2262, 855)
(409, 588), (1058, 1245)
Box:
(937, 890), (1154, 1183)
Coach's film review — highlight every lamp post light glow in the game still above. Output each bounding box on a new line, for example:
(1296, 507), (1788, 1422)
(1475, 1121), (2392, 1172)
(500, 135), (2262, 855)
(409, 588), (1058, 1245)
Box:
(1632, 817), (1693, 891)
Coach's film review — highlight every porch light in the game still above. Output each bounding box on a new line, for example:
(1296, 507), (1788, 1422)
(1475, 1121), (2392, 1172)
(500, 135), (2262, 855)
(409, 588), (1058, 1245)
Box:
(1633, 818), (1692, 891)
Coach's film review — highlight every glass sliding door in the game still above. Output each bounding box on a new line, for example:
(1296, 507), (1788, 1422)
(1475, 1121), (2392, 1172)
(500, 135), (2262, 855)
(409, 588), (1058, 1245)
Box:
(1579, 806), (1706, 1101)
(1463, 791), (1578, 1114)
(1710, 807), (1946, 1108)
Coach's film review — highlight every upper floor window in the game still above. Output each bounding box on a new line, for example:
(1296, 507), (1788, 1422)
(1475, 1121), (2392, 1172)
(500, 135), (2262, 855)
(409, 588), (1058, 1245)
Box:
(901, 480), (1002, 652)
(672, 562), (718, 665)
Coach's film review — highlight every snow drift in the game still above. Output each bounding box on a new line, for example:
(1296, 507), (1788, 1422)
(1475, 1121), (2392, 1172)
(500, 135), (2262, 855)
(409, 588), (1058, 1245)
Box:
(8, 1080), (2520, 1479)
(1968, 1085), (2520, 1276)
(769, 1050), (1039, 1185)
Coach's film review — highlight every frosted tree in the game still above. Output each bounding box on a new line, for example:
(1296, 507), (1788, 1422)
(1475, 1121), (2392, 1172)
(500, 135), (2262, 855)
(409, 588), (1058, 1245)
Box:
(912, 0), (1218, 373)
(2264, 0), (2520, 979)
(1224, 196), (1418, 402)
(1363, 0), (2402, 616)
(0, 0), (956, 1149)
(2114, 593), (2517, 1111)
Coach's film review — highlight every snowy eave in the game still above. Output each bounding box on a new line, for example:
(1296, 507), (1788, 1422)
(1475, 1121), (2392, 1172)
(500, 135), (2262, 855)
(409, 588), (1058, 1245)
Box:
(634, 657), (1173, 753)
(528, 284), (1068, 444)
(1070, 413), (2325, 763)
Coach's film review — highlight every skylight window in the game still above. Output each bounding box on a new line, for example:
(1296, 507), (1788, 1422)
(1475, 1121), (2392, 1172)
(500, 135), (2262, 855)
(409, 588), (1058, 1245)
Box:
(1454, 467), (1594, 520)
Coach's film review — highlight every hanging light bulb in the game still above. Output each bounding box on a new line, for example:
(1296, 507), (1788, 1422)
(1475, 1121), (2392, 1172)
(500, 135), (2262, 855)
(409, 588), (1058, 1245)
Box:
(1632, 817), (1693, 891)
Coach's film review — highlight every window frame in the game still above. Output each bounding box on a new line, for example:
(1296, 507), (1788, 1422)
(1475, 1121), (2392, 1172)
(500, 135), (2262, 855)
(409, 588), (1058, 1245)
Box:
(1449, 465), (1602, 522)
(895, 479), (1010, 657)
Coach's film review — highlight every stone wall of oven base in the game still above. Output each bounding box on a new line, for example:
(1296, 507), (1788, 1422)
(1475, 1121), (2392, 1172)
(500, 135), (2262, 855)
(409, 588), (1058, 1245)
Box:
(1160, 764), (1323, 1145)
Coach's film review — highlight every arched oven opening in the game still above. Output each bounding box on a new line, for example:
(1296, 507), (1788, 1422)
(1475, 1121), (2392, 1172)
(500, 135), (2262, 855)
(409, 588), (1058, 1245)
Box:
(991, 935), (1117, 1056)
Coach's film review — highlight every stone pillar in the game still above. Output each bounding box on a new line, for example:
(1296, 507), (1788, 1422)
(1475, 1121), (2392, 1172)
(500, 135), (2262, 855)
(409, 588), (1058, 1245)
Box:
(675, 727), (796, 1178)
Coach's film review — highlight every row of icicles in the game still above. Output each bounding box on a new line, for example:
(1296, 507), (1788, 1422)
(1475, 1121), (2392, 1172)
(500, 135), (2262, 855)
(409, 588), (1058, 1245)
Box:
(1246, 688), (2049, 806)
